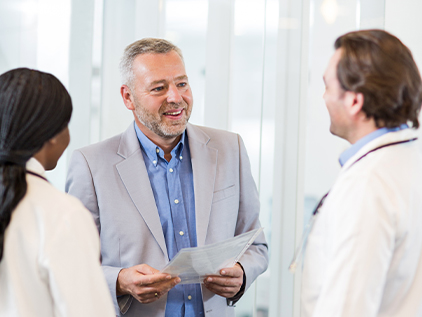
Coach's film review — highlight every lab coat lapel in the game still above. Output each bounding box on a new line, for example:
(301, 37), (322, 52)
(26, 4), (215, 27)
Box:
(115, 124), (168, 258)
(187, 124), (218, 247)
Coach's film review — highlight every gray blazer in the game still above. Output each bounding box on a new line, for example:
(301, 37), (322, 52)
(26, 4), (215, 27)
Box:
(66, 123), (268, 317)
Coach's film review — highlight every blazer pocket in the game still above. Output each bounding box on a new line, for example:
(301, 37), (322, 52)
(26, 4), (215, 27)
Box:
(212, 185), (236, 203)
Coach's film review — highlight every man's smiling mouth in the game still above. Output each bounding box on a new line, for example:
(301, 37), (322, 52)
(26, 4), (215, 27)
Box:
(163, 109), (183, 116)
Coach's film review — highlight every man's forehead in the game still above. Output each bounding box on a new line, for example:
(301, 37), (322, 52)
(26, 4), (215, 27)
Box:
(133, 52), (187, 83)
(325, 49), (342, 80)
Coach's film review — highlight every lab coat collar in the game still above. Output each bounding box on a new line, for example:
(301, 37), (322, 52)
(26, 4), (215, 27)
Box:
(26, 157), (47, 179)
(341, 128), (419, 171)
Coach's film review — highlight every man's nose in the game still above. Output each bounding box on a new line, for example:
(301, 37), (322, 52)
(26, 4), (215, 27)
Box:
(167, 84), (183, 104)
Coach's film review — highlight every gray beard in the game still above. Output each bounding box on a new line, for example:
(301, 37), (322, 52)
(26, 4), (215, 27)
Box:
(135, 111), (188, 139)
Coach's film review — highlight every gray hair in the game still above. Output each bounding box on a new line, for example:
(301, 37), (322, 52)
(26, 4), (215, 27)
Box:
(119, 38), (184, 90)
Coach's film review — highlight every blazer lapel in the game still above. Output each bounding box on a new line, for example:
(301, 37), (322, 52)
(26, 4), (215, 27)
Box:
(115, 124), (168, 258)
(187, 124), (218, 247)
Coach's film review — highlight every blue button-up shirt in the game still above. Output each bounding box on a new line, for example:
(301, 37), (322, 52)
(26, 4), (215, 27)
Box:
(135, 123), (204, 317)
(339, 124), (409, 166)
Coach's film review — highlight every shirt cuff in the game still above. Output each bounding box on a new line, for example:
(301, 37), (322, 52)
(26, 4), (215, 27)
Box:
(226, 262), (246, 306)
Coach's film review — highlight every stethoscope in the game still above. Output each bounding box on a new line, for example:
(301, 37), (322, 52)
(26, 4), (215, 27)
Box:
(27, 170), (49, 182)
(289, 137), (418, 273)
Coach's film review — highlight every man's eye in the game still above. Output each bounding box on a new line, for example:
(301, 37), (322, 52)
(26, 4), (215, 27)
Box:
(152, 87), (164, 92)
(178, 82), (187, 87)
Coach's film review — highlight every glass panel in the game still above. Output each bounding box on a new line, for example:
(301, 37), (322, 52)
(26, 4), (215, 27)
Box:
(0, 0), (38, 72)
(229, 0), (278, 316)
(0, 0), (71, 190)
(385, 0), (422, 139)
(303, 0), (357, 229)
(230, 0), (266, 183)
(165, 0), (209, 126)
(304, 0), (389, 227)
(230, 2), (266, 315)
(90, 0), (104, 145)
(254, 1), (279, 316)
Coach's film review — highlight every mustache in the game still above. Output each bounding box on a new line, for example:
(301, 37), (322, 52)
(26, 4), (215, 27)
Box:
(160, 101), (187, 112)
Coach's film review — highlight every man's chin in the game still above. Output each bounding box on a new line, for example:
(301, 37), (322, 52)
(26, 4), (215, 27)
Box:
(157, 125), (187, 139)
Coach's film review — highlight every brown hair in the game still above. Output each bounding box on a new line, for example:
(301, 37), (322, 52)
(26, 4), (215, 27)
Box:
(335, 29), (422, 128)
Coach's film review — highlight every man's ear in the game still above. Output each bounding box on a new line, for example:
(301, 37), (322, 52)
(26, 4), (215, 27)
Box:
(345, 91), (364, 117)
(121, 85), (135, 111)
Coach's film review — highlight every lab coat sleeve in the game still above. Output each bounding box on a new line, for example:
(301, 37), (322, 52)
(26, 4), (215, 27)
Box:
(312, 174), (395, 317)
(39, 204), (115, 317)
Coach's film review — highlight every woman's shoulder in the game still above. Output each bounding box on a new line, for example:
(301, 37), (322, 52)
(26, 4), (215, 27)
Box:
(22, 175), (92, 225)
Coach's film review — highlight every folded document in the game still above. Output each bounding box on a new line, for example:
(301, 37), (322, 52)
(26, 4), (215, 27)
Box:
(160, 227), (263, 284)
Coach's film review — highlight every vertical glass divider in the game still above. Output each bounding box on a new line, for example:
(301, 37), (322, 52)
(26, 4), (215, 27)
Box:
(293, 0), (311, 315)
(255, 2), (268, 314)
(356, 0), (361, 30)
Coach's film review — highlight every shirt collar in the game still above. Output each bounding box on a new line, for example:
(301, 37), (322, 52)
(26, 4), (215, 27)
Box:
(134, 122), (185, 166)
(339, 124), (409, 167)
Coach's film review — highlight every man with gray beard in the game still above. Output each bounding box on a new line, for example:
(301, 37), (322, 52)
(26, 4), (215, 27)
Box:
(65, 38), (268, 317)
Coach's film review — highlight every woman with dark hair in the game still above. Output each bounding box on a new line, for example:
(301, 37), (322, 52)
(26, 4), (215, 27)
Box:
(0, 68), (114, 316)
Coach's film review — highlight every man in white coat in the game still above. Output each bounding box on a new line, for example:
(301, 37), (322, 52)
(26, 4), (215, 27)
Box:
(301, 29), (422, 316)
(66, 38), (268, 316)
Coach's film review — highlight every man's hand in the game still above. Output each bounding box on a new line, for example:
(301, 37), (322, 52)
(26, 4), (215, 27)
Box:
(203, 263), (244, 298)
(116, 264), (180, 304)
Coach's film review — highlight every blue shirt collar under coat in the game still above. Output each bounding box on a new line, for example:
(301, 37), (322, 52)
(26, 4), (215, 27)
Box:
(134, 122), (185, 166)
(339, 124), (409, 167)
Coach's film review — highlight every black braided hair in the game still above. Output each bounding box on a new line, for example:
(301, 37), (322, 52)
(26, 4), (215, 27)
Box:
(0, 68), (72, 261)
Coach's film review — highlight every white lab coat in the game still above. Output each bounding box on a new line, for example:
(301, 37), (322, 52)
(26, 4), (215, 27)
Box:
(302, 128), (422, 317)
(0, 158), (115, 317)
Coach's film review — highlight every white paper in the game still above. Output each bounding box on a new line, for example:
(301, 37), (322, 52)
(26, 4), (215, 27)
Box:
(160, 228), (263, 284)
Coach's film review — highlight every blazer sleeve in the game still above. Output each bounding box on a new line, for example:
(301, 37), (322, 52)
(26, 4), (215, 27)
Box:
(234, 134), (269, 294)
(66, 149), (126, 314)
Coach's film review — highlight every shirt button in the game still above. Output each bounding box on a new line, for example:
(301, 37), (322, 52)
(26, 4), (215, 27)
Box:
(174, 199), (179, 204)
(179, 231), (184, 236)
(179, 156), (183, 160)
(188, 295), (192, 300)
(156, 148), (160, 153)
(153, 160), (157, 164)
(169, 168), (174, 173)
